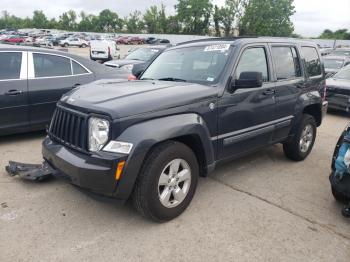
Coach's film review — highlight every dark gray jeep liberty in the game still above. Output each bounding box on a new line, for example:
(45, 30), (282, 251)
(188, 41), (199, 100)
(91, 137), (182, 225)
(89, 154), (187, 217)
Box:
(43, 38), (328, 221)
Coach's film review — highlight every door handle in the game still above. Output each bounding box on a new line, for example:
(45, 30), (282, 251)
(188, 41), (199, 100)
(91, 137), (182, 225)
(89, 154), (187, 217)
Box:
(262, 89), (275, 96)
(5, 90), (22, 96)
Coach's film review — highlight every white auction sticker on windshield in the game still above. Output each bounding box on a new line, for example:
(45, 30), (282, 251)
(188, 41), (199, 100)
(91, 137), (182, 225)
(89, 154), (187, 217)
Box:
(204, 44), (230, 52)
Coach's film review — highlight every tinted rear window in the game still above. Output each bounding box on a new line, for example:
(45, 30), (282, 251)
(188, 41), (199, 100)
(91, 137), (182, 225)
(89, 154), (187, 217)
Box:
(0, 52), (22, 80)
(33, 53), (72, 78)
(72, 61), (88, 75)
(301, 47), (322, 77)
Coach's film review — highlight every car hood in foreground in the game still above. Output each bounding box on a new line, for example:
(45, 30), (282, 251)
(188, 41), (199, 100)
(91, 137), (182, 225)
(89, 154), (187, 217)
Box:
(60, 79), (218, 119)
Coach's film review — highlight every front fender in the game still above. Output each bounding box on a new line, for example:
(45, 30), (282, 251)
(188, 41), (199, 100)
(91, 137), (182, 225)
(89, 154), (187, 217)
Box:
(113, 113), (215, 199)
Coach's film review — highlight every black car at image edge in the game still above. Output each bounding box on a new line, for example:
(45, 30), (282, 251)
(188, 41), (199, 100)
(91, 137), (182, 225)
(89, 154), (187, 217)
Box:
(42, 37), (328, 222)
(0, 44), (118, 135)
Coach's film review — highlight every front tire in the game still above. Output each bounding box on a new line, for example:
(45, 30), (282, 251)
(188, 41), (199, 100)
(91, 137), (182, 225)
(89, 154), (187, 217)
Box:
(132, 141), (199, 222)
(332, 187), (349, 204)
(283, 114), (317, 161)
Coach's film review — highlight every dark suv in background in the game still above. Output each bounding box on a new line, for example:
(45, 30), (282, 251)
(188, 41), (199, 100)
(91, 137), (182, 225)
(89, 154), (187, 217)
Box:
(43, 38), (328, 222)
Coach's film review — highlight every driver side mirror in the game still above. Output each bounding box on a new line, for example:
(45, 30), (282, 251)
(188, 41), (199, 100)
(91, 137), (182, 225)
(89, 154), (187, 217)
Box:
(230, 71), (263, 92)
(132, 63), (146, 79)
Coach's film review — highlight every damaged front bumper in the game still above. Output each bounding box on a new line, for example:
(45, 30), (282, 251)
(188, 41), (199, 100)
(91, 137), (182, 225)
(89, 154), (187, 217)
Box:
(42, 137), (126, 197)
(6, 161), (56, 181)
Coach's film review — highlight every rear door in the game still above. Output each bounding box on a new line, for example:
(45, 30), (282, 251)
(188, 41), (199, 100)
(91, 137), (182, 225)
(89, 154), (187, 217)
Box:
(269, 44), (304, 141)
(28, 52), (94, 130)
(0, 51), (29, 134)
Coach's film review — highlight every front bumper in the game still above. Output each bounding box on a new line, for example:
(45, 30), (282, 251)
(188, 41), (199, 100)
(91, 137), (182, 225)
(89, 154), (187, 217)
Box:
(327, 95), (350, 112)
(42, 137), (125, 197)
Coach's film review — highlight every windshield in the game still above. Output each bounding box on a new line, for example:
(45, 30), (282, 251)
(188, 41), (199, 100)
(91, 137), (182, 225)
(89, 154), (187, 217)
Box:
(141, 44), (232, 84)
(324, 58), (344, 69)
(330, 50), (350, 57)
(125, 48), (161, 61)
(334, 65), (350, 80)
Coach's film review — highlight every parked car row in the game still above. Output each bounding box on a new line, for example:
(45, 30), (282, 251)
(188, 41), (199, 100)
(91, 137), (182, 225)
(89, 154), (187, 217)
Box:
(321, 47), (350, 78)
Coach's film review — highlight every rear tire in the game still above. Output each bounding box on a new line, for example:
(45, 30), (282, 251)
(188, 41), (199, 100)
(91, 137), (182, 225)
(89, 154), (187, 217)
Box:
(283, 114), (317, 161)
(132, 141), (199, 222)
(64, 43), (69, 47)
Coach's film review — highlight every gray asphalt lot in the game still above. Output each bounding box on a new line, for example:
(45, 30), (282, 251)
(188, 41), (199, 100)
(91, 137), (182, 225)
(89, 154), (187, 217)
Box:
(0, 112), (350, 261)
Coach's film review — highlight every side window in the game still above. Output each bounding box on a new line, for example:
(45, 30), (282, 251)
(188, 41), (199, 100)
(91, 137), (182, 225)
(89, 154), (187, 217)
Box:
(271, 46), (301, 80)
(72, 61), (88, 75)
(235, 47), (269, 82)
(33, 53), (72, 78)
(0, 52), (22, 80)
(301, 47), (322, 77)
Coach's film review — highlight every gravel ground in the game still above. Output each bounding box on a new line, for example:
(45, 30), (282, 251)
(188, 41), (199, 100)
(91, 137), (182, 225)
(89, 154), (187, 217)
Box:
(0, 112), (350, 261)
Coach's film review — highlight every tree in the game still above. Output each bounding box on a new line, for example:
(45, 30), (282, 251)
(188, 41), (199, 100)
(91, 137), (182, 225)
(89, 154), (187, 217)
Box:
(125, 11), (143, 33)
(32, 10), (47, 28)
(97, 9), (121, 32)
(167, 15), (182, 34)
(319, 29), (350, 40)
(78, 11), (98, 32)
(240, 0), (295, 37)
(59, 10), (77, 31)
(143, 5), (160, 33)
(176, 0), (213, 35)
(213, 5), (221, 37)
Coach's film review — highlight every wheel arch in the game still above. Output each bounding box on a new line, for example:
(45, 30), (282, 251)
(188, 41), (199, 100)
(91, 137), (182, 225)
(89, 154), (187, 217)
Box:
(113, 113), (215, 199)
(303, 103), (322, 126)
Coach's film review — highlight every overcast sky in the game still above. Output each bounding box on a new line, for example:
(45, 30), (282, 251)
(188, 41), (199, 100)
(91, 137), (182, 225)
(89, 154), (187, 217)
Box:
(1, 0), (349, 37)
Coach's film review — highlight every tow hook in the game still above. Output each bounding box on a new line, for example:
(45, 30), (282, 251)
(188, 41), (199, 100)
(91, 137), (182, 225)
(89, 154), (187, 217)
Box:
(5, 161), (56, 181)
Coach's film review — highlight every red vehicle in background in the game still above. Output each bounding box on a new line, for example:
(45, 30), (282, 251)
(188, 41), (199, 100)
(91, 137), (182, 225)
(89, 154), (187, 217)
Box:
(116, 36), (145, 45)
(3, 35), (25, 43)
(116, 36), (130, 45)
(128, 36), (145, 45)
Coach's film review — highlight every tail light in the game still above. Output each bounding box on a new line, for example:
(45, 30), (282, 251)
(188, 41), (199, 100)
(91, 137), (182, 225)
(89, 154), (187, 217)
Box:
(108, 46), (111, 56)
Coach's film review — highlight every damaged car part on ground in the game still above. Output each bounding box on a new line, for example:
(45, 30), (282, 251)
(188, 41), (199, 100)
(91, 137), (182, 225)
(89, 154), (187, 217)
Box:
(8, 37), (328, 222)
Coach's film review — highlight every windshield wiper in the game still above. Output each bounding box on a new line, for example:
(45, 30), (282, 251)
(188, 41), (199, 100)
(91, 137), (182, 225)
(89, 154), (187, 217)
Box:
(158, 77), (187, 82)
(140, 77), (155, 80)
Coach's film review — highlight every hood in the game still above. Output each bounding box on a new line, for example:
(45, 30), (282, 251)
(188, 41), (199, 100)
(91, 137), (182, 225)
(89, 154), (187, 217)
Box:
(105, 59), (144, 68)
(60, 79), (217, 119)
(327, 78), (350, 89)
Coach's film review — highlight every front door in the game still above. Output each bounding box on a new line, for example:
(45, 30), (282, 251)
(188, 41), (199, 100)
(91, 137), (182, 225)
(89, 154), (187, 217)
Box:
(217, 45), (277, 160)
(0, 51), (29, 134)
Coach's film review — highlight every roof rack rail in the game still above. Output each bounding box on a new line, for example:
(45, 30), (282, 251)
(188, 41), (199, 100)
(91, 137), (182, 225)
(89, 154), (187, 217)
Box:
(176, 36), (257, 46)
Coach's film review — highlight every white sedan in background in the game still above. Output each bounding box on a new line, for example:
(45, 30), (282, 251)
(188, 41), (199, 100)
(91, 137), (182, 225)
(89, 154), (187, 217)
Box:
(59, 37), (89, 48)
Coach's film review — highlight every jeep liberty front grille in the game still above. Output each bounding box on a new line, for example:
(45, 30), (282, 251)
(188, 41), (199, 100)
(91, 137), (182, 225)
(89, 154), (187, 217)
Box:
(48, 106), (88, 151)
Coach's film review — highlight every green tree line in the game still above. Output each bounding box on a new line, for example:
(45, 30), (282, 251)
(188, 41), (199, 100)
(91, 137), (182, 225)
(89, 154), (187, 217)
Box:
(319, 29), (350, 40)
(0, 0), (303, 37)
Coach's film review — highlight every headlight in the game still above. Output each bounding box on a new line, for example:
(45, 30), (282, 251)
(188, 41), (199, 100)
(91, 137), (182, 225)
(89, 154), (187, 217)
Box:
(121, 64), (134, 71)
(88, 117), (110, 152)
(103, 141), (133, 154)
